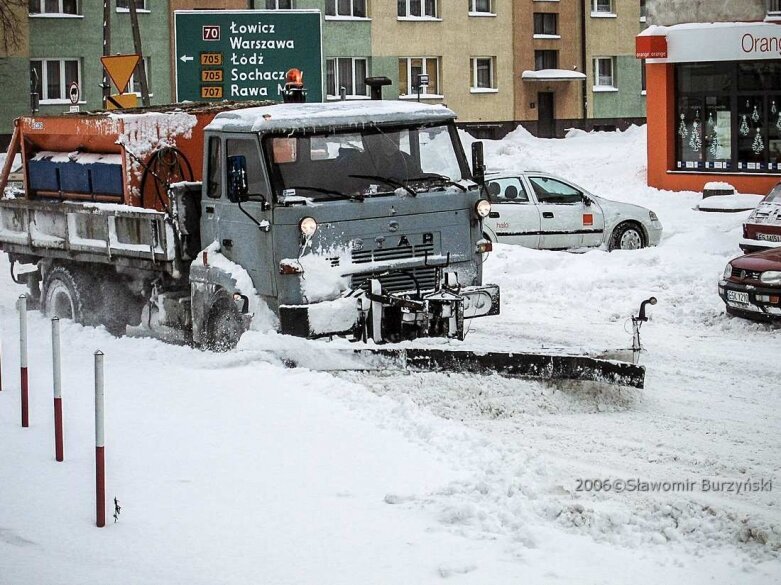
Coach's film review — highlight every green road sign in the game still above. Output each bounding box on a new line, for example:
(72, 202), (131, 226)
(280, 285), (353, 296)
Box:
(174, 10), (323, 103)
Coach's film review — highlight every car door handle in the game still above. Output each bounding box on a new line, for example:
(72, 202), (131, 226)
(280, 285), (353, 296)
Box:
(222, 238), (233, 248)
(542, 212), (554, 219)
(206, 206), (215, 215)
(488, 211), (500, 218)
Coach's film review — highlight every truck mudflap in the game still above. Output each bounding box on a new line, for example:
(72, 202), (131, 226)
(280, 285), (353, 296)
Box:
(279, 277), (500, 342)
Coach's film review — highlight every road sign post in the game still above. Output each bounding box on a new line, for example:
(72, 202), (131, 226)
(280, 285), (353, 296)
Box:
(174, 10), (323, 103)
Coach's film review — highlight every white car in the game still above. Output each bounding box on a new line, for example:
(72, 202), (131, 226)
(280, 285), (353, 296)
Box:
(482, 172), (663, 250)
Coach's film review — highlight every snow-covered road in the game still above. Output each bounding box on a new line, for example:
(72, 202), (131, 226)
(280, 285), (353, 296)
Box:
(1, 127), (780, 584)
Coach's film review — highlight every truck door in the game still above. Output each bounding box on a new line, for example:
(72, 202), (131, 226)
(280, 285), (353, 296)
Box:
(202, 135), (276, 298)
(527, 175), (589, 250)
(485, 177), (541, 248)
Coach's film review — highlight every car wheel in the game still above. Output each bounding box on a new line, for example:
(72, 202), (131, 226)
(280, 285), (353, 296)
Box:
(42, 265), (94, 325)
(609, 222), (645, 251)
(205, 293), (244, 352)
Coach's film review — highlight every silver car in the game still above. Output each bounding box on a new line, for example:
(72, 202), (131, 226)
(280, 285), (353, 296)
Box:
(482, 171), (663, 250)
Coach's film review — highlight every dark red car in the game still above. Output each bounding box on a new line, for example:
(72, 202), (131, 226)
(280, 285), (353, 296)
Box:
(719, 248), (781, 320)
(741, 182), (781, 252)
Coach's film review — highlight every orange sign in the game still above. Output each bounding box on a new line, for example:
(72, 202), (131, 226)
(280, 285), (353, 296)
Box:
(101, 54), (141, 93)
(107, 93), (139, 111)
(583, 213), (594, 227)
(636, 36), (668, 59)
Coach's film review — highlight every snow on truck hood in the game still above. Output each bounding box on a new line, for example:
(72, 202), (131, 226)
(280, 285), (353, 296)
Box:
(205, 100), (457, 133)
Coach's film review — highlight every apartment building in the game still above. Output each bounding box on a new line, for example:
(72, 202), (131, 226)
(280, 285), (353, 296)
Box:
(585, 0), (646, 130)
(369, 0), (515, 137)
(640, 0), (781, 193)
(513, 0), (584, 137)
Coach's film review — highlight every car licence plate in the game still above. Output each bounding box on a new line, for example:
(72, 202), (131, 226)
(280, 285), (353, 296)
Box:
(727, 290), (750, 304)
(757, 232), (781, 242)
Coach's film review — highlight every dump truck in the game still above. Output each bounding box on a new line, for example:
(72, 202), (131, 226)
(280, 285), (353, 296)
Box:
(0, 88), (503, 349)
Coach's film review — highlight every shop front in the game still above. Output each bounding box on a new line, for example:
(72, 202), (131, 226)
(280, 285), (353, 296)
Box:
(637, 22), (781, 194)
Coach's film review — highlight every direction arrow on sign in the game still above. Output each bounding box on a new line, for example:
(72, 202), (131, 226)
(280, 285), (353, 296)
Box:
(101, 54), (141, 94)
(180, 55), (194, 63)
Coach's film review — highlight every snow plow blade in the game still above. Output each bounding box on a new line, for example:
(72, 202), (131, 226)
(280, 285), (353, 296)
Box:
(357, 348), (645, 389)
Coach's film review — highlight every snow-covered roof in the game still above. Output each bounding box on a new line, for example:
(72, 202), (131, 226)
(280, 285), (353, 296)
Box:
(206, 100), (457, 134)
(521, 69), (586, 82)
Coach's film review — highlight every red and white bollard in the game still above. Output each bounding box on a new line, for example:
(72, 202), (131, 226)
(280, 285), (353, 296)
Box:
(19, 295), (28, 428)
(52, 318), (63, 462)
(94, 350), (106, 528)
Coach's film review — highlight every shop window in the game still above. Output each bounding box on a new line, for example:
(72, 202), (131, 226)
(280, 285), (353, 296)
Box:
(398, 57), (440, 96)
(326, 57), (368, 98)
(737, 97), (767, 171)
(29, 0), (79, 14)
(29, 58), (80, 102)
(471, 57), (495, 90)
(677, 62), (732, 93)
(677, 97), (704, 170)
(738, 62), (781, 91)
(398, 0), (438, 18)
(326, 0), (366, 17)
(769, 97), (781, 170)
(534, 50), (558, 70)
(641, 58), (646, 93)
(533, 13), (558, 35)
(704, 97), (732, 170)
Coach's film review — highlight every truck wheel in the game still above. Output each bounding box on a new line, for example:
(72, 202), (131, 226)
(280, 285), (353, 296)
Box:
(43, 266), (93, 325)
(609, 222), (645, 251)
(205, 294), (243, 352)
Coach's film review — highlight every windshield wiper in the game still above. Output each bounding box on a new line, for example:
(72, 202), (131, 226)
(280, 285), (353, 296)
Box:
(287, 185), (363, 202)
(348, 174), (417, 197)
(405, 173), (468, 192)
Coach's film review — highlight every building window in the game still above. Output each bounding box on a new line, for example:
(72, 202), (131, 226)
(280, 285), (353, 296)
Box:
(593, 57), (615, 88)
(534, 50), (558, 70)
(30, 59), (80, 102)
(116, 0), (147, 10)
(325, 0), (366, 17)
(29, 0), (79, 14)
(640, 0), (647, 21)
(398, 0), (438, 19)
(533, 13), (558, 35)
(129, 57), (151, 95)
(326, 57), (368, 98)
(265, 0), (293, 8)
(469, 0), (492, 14)
(769, 0), (781, 16)
(471, 57), (495, 89)
(591, 0), (614, 15)
(398, 57), (440, 96)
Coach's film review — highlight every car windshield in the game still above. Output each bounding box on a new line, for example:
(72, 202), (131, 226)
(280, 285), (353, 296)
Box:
(765, 183), (781, 203)
(264, 123), (468, 201)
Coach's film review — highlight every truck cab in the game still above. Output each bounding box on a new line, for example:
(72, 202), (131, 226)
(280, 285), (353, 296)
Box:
(189, 100), (498, 347)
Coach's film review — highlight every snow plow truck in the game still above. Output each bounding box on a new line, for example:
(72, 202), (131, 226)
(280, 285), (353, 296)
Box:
(0, 90), (500, 349)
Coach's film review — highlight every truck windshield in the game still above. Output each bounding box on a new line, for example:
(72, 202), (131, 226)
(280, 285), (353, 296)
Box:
(765, 183), (781, 203)
(264, 123), (469, 201)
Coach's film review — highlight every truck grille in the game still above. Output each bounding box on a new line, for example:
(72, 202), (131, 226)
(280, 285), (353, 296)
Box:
(352, 266), (438, 294)
(731, 267), (762, 280)
(351, 242), (434, 264)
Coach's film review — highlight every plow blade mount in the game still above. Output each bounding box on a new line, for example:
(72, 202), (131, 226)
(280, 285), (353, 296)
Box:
(358, 348), (645, 389)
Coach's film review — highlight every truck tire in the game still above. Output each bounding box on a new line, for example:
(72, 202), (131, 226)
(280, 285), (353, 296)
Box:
(609, 222), (645, 251)
(42, 265), (94, 325)
(204, 293), (244, 352)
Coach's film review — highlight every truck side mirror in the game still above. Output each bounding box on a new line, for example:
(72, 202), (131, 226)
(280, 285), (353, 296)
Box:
(227, 155), (249, 203)
(471, 141), (485, 186)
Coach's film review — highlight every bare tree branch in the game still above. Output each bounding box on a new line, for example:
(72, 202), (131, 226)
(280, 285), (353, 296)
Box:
(0, 0), (26, 54)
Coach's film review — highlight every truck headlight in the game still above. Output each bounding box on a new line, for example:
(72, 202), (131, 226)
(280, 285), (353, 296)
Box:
(723, 263), (732, 280)
(299, 217), (318, 237)
(760, 270), (781, 285)
(475, 199), (491, 218)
